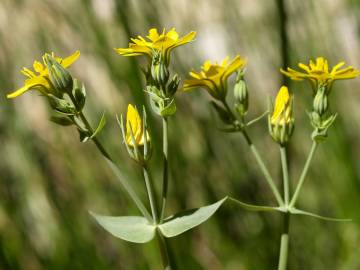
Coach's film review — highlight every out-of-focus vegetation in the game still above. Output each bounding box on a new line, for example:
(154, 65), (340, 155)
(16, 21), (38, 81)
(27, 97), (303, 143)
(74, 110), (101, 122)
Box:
(1, 0), (360, 269)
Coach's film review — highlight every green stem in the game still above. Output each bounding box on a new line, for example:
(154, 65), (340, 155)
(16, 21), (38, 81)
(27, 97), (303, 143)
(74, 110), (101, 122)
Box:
(160, 117), (169, 223)
(142, 166), (159, 224)
(79, 111), (112, 160)
(68, 93), (112, 161)
(277, 212), (290, 270)
(277, 145), (291, 270)
(289, 141), (318, 208)
(156, 229), (174, 270)
(242, 131), (284, 206)
(221, 99), (284, 206)
(280, 146), (290, 205)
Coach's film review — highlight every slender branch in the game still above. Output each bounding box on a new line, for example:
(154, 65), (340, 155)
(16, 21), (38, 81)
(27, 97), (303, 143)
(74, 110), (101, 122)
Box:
(160, 117), (169, 222)
(68, 93), (112, 160)
(220, 99), (284, 206)
(142, 166), (159, 224)
(67, 93), (153, 220)
(243, 130), (284, 206)
(289, 141), (318, 208)
(280, 146), (290, 205)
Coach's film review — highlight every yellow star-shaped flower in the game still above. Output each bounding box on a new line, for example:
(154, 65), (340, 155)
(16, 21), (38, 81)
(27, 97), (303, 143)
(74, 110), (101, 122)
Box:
(7, 51), (80, 99)
(183, 55), (247, 100)
(115, 28), (196, 65)
(280, 57), (360, 89)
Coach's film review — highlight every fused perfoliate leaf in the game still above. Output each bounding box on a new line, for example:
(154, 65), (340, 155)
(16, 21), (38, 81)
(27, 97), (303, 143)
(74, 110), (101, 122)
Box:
(90, 213), (156, 243)
(158, 197), (227, 238)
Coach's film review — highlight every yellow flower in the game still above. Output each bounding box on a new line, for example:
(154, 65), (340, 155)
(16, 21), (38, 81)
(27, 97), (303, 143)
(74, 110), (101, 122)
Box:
(271, 86), (293, 125)
(126, 104), (150, 147)
(115, 27), (196, 64)
(7, 51), (80, 99)
(280, 57), (360, 88)
(183, 55), (247, 100)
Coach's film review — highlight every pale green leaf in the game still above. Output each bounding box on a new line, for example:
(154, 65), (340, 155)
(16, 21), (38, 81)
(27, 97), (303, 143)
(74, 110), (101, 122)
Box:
(289, 208), (351, 222)
(90, 112), (106, 139)
(229, 197), (283, 212)
(90, 212), (156, 243)
(158, 197), (226, 238)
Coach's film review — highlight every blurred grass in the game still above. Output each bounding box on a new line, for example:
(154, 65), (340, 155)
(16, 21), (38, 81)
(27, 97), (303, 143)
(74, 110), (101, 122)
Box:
(1, 0), (360, 269)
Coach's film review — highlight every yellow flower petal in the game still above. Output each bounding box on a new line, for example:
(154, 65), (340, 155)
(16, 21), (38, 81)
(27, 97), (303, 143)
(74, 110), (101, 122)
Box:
(126, 104), (143, 146)
(271, 86), (291, 125)
(60, 50), (80, 68)
(7, 85), (30, 99)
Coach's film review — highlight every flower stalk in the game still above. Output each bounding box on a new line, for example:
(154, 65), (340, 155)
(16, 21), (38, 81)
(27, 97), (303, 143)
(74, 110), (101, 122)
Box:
(289, 141), (318, 208)
(160, 117), (169, 222)
(277, 146), (291, 270)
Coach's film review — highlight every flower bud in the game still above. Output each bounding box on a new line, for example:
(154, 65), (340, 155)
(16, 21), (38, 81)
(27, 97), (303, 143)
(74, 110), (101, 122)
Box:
(167, 74), (180, 96)
(234, 72), (248, 116)
(313, 85), (328, 117)
(151, 52), (169, 87)
(120, 104), (151, 164)
(269, 86), (294, 145)
(44, 54), (73, 95)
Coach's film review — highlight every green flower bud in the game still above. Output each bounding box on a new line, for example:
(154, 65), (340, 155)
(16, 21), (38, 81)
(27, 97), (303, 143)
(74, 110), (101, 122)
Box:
(234, 77), (248, 116)
(44, 54), (73, 95)
(151, 52), (169, 87)
(167, 74), (180, 96)
(313, 85), (328, 117)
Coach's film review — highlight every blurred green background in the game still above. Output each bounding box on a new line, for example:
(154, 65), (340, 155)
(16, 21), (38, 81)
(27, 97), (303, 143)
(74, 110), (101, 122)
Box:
(1, 0), (360, 269)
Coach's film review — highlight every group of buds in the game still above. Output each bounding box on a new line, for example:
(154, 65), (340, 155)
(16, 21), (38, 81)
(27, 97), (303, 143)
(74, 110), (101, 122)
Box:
(41, 53), (105, 143)
(309, 82), (337, 141)
(145, 50), (180, 117)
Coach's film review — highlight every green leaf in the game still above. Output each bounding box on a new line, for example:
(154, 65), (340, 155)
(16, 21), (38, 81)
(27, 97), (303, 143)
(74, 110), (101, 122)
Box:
(229, 197), (283, 212)
(160, 99), (176, 117)
(50, 116), (74, 126)
(47, 94), (76, 115)
(289, 208), (351, 222)
(90, 212), (156, 243)
(158, 197), (227, 238)
(90, 112), (106, 139)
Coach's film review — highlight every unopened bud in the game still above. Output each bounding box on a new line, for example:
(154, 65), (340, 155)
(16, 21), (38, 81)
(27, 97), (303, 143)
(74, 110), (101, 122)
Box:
(313, 85), (328, 117)
(269, 86), (294, 145)
(234, 75), (248, 116)
(44, 54), (73, 94)
(151, 52), (169, 87)
(167, 74), (180, 96)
